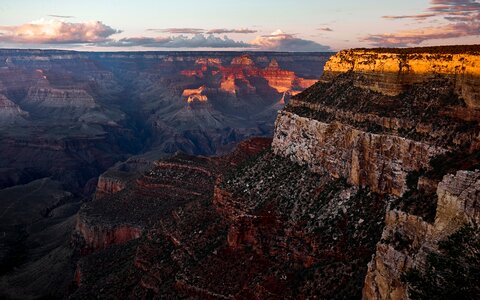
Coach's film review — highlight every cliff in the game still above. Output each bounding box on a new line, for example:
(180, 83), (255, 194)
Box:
(274, 46), (480, 196)
(364, 170), (480, 300)
(272, 45), (480, 299)
(321, 47), (480, 108)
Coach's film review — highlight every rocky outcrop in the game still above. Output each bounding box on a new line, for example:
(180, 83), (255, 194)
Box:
(274, 46), (480, 198)
(0, 94), (28, 124)
(71, 139), (387, 299)
(24, 86), (97, 108)
(75, 214), (142, 251)
(363, 170), (480, 300)
(273, 111), (445, 196)
(231, 54), (255, 66)
(268, 45), (480, 299)
(95, 174), (128, 199)
(322, 47), (480, 108)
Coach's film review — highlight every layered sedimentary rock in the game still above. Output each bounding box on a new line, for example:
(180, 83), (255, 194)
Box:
(270, 45), (480, 299)
(0, 50), (332, 298)
(322, 46), (480, 108)
(71, 138), (387, 299)
(364, 170), (480, 300)
(274, 46), (480, 197)
(273, 111), (445, 196)
(24, 86), (97, 108)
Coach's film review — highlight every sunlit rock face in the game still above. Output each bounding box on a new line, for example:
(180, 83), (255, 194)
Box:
(268, 46), (480, 299)
(274, 46), (480, 197)
(322, 47), (480, 108)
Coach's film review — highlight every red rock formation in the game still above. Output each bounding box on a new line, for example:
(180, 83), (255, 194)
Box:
(95, 174), (128, 199)
(75, 214), (142, 251)
(180, 54), (320, 98)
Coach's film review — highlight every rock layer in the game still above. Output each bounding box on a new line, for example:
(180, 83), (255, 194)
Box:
(273, 111), (445, 196)
(363, 170), (480, 300)
(322, 47), (480, 108)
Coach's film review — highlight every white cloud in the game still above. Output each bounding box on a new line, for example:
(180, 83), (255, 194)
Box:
(0, 19), (120, 44)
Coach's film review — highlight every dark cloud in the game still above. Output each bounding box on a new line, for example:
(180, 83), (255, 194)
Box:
(365, 0), (480, 46)
(206, 28), (257, 34)
(382, 13), (440, 20)
(148, 28), (205, 34)
(251, 30), (330, 51)
(48, 14), (74, 18)
(99, 34), (251, 48)
(318, 27), (333, 32)
(0, 19), (120, 44)
(382, 0), (480, 20)
(363, 13), (480, 46)
(429, 0), (480, 12)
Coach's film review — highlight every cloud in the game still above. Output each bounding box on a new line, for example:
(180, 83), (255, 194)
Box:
(250, 30), (330, 51)
(99, 34), (251, 48)
(363, 13), (480, 46)
(365, 0), (480, 46)
(0, 19), (120, 44)
(429, 0), (480, 13)
(206, 28), (257, 34)
(382, 13), (440, 20)
(318, 27), (333, 32)
(148, 28), (205, 34)
(146, 28), (257, 35)
(48, 14), (74, 18)
(382, 0), (480, 19)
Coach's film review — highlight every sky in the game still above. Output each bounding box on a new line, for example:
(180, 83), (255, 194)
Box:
(0, 0), (479, 51)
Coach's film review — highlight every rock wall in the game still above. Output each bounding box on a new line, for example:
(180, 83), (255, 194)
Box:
(75, 214), (142, 251)
(95, 174), (128, 199)
(322, 49), (480, 108)
(363, 170), (480, 300)
(272, 111), (445, 196)
(270, 46), (480, 299)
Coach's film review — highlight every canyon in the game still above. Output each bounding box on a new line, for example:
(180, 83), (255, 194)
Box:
(0, 45), (479, 299)
(0, 50), (330, 299)
(65, 45), (480, 299)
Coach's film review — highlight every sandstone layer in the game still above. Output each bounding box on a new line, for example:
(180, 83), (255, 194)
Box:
(322, 46), (480, 108)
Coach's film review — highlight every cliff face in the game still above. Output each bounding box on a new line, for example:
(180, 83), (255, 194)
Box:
(364, 170), (480, 300)
(273, 111), (444, 196)
(274, 46), (480, 197)
(0, 94), (28, 124)
(271, 46), (480, 299)
(322, 49), (480, 108)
